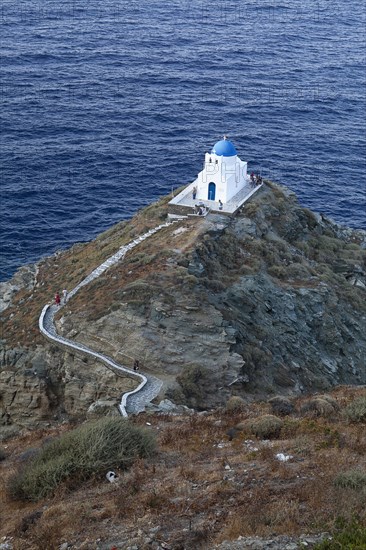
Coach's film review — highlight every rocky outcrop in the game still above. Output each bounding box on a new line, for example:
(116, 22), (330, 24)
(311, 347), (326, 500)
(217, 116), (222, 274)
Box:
(66, 184), (365, 409)
(76, 296), (246, 410)
(0, 344), (135, 431)
(0, 263), (38, 313)
(1, 182), (366, 426)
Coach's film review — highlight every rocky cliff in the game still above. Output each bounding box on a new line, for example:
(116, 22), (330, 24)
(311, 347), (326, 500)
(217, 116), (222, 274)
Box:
(1, 182), (365, 431)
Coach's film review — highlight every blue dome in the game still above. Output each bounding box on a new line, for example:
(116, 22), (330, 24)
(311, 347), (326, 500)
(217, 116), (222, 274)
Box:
(211, 139), (237, 157)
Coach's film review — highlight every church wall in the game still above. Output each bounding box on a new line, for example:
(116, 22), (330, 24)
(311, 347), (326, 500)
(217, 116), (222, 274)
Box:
(195, 156), (248, 203)
(170, 141), (249, 207)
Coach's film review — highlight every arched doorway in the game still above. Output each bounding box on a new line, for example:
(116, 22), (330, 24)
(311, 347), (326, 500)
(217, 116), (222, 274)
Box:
(208, 182), (216, 201)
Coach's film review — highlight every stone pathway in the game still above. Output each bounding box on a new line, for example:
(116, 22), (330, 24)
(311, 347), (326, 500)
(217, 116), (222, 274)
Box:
(39, 222), (175, 416)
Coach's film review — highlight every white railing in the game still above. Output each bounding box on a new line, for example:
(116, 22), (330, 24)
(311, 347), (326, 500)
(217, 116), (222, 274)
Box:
(38, 220), (179, 416)
(39, 304), (147, 417)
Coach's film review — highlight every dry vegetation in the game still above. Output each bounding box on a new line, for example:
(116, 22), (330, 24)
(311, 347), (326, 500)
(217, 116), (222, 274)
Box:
(1, 183), (366, 548)
(1, 386), (365, 549)
(0, 189), (204, 350)
(2, 181), (365, 351)
(0, 193), (177, 347)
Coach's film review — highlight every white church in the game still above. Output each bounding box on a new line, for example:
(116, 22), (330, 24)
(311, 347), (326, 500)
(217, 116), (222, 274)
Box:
(168, 136), (262, 216)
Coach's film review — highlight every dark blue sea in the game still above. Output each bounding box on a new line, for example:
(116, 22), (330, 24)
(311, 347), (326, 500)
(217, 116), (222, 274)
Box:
(1, 0), (365, 282)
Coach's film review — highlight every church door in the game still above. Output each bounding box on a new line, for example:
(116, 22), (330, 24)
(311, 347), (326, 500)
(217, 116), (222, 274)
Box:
(208, 182), (216, 201)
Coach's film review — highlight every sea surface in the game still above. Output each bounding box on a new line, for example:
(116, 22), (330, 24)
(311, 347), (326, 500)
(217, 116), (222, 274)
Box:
(1, 0), (365, 282)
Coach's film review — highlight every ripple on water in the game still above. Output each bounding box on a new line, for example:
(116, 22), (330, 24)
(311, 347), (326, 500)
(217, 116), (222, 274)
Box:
(0, 0), (365, 281)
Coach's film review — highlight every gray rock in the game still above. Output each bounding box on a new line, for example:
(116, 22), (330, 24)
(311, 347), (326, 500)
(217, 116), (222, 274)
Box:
(145, 399), (193, 414)
(2, 182), (366, 425)
(212, 532), (331, 549)
(87, 399), (119, 416)
(0, 263), (38, 313)
(157, 399), (178, 412)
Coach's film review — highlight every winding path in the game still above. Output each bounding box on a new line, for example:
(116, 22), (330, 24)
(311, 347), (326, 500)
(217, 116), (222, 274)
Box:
(39, 221), (177, 416)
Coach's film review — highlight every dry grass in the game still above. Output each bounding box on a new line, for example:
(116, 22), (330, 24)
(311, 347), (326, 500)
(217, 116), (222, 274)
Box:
(7, 418), (156, 501)
(0, 193), (179, 347)
(0, 387), (365, 549)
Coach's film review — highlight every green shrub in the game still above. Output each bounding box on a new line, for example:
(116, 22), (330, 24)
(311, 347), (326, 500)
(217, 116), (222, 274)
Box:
(267, 265), (288, 279)
(301, 397), (338, 418)
(183, 274), (198, 287)
(249, 414), (283, 439)
(344, 396), (366, 423)
(285, 262), (311, 279)
(202, 277), (226, 292)
(302, 208), (318, 230)
(177, 364), (208, 406)
(242, 345), (272, 371)
(334, 470), (366, 490)
(268, 396), (295, 417)
(313, 518), (366, 549)
(165, 386), (185, 405)
(226, 396), (246, 413)
(0, 425), (20, 442)
(243, 202), (260, 218)
(321, 395), (340, 408)
(128, 252), (156, 267)
(239, 265), (257, 276)
(8, 417), (156, 501)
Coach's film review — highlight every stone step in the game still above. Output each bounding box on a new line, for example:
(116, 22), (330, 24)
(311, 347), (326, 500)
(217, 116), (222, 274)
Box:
(39, 221), (175, 416)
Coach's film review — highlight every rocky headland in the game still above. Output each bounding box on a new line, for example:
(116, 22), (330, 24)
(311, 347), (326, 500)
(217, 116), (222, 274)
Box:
(1, 181), (366, 432)
(1, 181), (366, 549)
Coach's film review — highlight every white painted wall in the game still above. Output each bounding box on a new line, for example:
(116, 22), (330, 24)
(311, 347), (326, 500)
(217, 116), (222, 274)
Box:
(192, 152), (247, 203)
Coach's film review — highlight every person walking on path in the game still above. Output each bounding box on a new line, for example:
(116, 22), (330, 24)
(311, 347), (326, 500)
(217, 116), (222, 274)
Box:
(62, 289), (68, 304)
(55, 292), (61, 306)
(133, 359), (140, 372)
(192, 186), (197, 200)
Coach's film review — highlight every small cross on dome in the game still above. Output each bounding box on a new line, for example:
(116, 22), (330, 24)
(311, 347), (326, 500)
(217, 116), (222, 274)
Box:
(223, 134), (228, 140)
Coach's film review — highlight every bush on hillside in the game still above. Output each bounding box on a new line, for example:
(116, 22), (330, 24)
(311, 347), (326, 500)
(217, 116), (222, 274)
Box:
(8, 417), (156, 501)
(344, 396), (366, 423)
(334, 470), (366, 490)
(249, 415), (283, 439)
(177, 364), (208, 407)
(321, 394), (340, 409)
(313, 518), (366, 549)
(268, 396), (295, 417)
(226, 396), (246, 413)
(300, 396), (339, 418)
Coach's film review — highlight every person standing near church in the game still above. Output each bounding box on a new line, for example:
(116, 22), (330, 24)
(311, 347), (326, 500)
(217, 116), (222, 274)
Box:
(55, 292), (61, 306)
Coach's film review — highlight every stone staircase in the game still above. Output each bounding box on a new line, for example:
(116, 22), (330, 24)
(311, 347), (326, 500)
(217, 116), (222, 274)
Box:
(39, 221), (176, 416)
